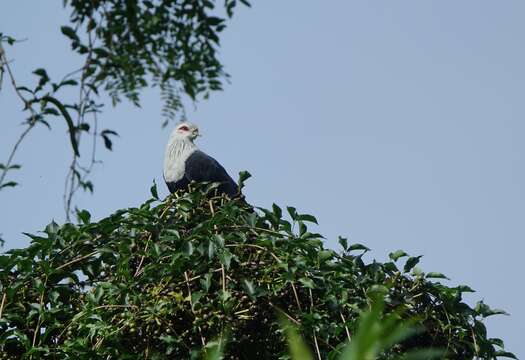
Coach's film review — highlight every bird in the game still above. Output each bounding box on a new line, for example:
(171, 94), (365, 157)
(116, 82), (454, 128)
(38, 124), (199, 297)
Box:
(163, 122), (239, 197)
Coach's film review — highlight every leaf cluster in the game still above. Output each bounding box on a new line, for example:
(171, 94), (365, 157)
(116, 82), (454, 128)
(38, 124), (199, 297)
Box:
(0, 183), (515, 359)
(63, 0), (250, 119)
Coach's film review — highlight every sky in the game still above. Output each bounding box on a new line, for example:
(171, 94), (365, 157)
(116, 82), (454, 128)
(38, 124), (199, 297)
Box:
(1, 1), (524, 357)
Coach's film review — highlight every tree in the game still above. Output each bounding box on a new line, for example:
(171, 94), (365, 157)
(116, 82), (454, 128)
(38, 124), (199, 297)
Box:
(0, 2), (516, 359)
(0, 0), (250, 218)
(0, 182), (516, 359)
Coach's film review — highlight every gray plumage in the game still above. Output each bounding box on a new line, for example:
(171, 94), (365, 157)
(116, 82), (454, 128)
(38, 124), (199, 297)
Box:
(163, 122), (238, 197)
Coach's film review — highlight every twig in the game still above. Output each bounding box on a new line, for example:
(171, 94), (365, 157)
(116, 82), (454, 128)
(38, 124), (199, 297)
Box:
(0, 292), (6, 319)
(339, 311), (351, 342)
(159, 197), (175, 218)
(291, 282), (302, 312)
(313, 331), (322, 360)
(269, 301), (300, 325)
(56, 250), (99, 270)
(0, 44), (37, 111)
(225, 243), (281, 263)
(174, 267), (223, 287)
(227, 225), (286, 238)
(471, 326), (480, 358)
(185, 271), (206, 347)
(31, 276), (48, 354)
(208, 200), (226, 293)
(92, 304), (138, 311)
(134, 233), (153, 277)
(0, 44), (39, 189)
(64, 26), (96, 220)
(309, 288), (322, 360)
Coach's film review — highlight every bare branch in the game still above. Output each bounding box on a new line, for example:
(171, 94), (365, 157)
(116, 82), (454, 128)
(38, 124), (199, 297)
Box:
(0, 43), (39, 190)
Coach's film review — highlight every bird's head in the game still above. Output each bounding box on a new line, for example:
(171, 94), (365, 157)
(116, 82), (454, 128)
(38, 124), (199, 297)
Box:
(171, 122), (200, 142)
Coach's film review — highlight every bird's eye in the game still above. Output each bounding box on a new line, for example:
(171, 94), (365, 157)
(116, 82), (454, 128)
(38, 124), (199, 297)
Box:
(178, 125), (190, 132)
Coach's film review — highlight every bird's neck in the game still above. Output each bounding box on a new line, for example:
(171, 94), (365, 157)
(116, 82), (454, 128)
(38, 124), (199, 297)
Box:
(163, 138), (197, 183)
(168, 138), (197, 158)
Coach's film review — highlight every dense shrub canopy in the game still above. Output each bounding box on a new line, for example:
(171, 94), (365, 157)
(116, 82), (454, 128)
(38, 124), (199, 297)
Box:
(0, 182), (514, 359)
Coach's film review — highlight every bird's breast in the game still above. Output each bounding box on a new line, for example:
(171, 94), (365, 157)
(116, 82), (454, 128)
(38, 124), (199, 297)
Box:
(163, 141), (196, 183)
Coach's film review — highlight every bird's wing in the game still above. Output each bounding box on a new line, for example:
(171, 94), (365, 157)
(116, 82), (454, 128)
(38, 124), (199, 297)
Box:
(184, 150), (238, 197)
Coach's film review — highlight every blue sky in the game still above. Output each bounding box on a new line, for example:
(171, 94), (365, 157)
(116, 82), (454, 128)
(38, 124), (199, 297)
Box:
(1, 1), (524, 357)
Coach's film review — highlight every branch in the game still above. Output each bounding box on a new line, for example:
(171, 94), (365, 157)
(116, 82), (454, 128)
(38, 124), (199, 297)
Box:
(0, 44), (39, 190)
(63, 26), (96, 220)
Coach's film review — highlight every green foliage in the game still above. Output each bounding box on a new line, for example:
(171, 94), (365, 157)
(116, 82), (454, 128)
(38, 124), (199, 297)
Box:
(1, 0), (251, 199)
(0, 183), (515, 359)
(63, 0), (250, 120)
(283, 294), (445, 360)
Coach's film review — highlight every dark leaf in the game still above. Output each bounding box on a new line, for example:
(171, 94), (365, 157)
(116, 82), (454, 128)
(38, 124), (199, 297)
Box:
(0, 181), (18, 189)
(102, 134), (112, 150)
(60, 26), (79, 41)
(76, 209), (91, 224)
(425, 272), (449, 280)
(389, 250), (408, 262)
(404, 256), (422, 273)
(348, 243), (370, 252)
(494, 351), (518, 359)
(41, 96), (80, 156)
(150, 180), (159, 199)
(338, 236), (348, 251)
(297, 214), (318, 224)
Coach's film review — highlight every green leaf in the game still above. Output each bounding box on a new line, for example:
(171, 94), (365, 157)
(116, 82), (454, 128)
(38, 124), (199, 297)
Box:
(425, 272), (449, 280)
(281, 319), (314, 360)
(150, 180), (159, 199)
(493, 351), (518, 359)
(191, 291), (204, 308)
(389, 250), (408, 262)
(207, 240), (216, 259)
(403, 256), (422, 273)
(0, 181), (18, 189)
(100, 130), (119, 151)
(203, 337), (227, 360)
(455, 285), (475, 293)
(475, 301), (509, 317)
(299, 277), (315, 289)
(348, 243), (370, 252)
(59, 79), (79, 87)
(33, 68), (50, 87)
(60, 26), (79, 41)
(287, 206), (298, 220)
(338, 236), (348, 251)
(272, 203), (282, 219)
(183, 241), (194, 256)
(218, 251), (233, 269)
(200, 273), (212, 292)
(238, 170), (251, 189)
(76, 209), (91, 224)
(318, 250), (335, 262)
(41, 96), (80, 156)
(77, 123), (90, 132)
(489, 338), (504, 347)
(207, 17), (224, 26)
(213, 234), (225, 248)
(297, 214), (318, 224)
(33, 68), (47, 77)
(102, 134), (112, 150)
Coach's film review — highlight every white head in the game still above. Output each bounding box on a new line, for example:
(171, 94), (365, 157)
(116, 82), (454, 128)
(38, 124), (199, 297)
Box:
(169, 122), (200, 142)
(164, 122), (200, 183)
